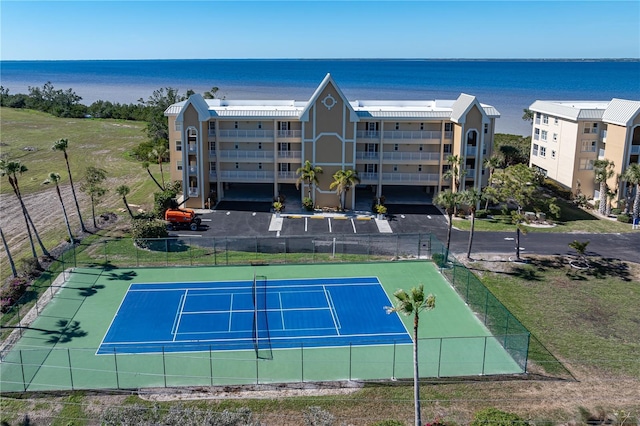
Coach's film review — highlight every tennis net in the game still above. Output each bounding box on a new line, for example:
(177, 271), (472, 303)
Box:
(252, 273), (272, 359)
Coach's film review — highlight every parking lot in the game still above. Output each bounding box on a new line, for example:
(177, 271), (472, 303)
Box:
(168, 203), (448, 239)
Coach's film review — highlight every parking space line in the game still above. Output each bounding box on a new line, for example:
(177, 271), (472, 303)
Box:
(328, 218), (332, 233)
(351, 218), (356, 233)
(305, 217), (308, 232)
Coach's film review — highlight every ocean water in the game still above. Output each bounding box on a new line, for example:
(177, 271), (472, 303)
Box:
(1, 59), (639, 135)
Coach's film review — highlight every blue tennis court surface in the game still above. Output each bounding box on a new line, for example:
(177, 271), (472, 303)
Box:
(98, 277), (412, 354)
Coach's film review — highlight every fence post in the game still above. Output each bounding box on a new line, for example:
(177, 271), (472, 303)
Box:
(103, 240), (107, 264)
(484, 291), (490, 324)
(209, 345), (213, 386)
(349, 343), (352, 380)
(73, 243), (77, 268)
(189, 239), (193, 266)
(481, 337), (488, 375)
(466, 272), (470, 303)
(256, 355), (259, 385)
(67, 348), (74, 390)
(392, 341), (396, 380)
(165, 239), (169, 267)
(225, 238), (229, 265)
(136, 242), (139, 267)
(19, 350), (27, 392)
(113, 348), (120, 389)
(301, 343), (304, 383)
(437, 338), (443, 378)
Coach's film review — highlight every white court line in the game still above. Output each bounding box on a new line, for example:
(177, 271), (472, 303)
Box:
(323, 286), (341, 335)
(328, 217), (332, 232)
(228, 293), (234, 332)
(351, 218), (357, 233)
(177, 234), (202, 237)
(278, 292), (285, 330)
(172, 290), (189, 341)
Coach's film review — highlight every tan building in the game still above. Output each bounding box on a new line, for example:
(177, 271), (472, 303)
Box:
(528, 99), (640, 201)
(165, 74), (499, 210)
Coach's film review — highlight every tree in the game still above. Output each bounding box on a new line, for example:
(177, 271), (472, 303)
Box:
(48, 173), (75, 243)
(116, 185), (135, 218)
(0, 225), (17, 278)
(329, 169), (360, 211)
(593, 159), (615, 216)
(0, 159), (50, 263)
(443, 154), (466, 192)
(622, 163), (640, 220)
(461, 187), (482, 260)
(492, 164), (559, 261)
(149, 143), (169, 189)
(434, 189), (460, 259)
(385, 285), (436, 426)
(80, 167), (108, 228)
(569, 240), (590, 268)
(296, 160), (323, 200)
(522, 108), (534, 123)
(52, 138), (87, 233)
(142, 160), (165, 191)
(203, 86), (220, 99)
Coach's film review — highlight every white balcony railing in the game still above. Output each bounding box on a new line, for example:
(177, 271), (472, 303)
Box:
(219, 130), (272, 139)
(188, 187), (199, 197)
(188, 166), (197, 174)
(278, 171), (297, 179)
(358, 172), (379, 182)
(219, 150), (274, 160)
(277, 130), (302, 138)
(382, 130), (445, 140)
(381, 172), (440, 182)
(188, 144), (197, 153)
(382, 152), (440, 161)
(209, 171), (217, 180)
(631, 145), (640, 155)
(598, 148), (605, 159)
(466, 146), (478, 156)
(209, 150), (216, 157)
(219, 171), (274, 181)
(356, 152), (380, 160)
(277, 150), (302, 159)
(356, 131), (381, 139)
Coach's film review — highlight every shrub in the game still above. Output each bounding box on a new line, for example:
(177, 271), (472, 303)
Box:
(303, 406), (335, 426)
(19, 257), (42, 277)
(617, 214), (632, 223)
(475, 209), (490, 218)
(470, 408), (528, 426)
(375, 204), (387, 215)
(303, 197), (314, 211)
(611, 208), (622, 215)
(432, 253), (448, 268)
(0, 277), (30, 313)
(153, 188), (179, 218)
(131, 218), (169, 248)
(372, 421), (405, 426)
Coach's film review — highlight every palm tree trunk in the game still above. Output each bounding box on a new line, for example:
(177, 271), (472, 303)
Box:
(65, 152), (87, 233)
(91, 194), (97, 228)
(466, 211), (476, 259)
(633, 184), (640, 219)
(56, 184), (75, 243)
(445, 213), (453, 260)
(123, 196), (134, 218)
(599, 182), (607, 215)
(147, 168), (164, 191)
(0, 225), (17, 277)
(158, 160), (166, 189)
(515, 226), (521, 261)
(413, 313), (421, 426)
(24, 210), (50, 257)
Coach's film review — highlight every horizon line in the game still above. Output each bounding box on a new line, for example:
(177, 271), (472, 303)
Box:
(2, 57), (639, 62)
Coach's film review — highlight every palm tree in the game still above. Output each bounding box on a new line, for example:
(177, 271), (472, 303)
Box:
(0, 225), (17, 278)
(386, 285), (436, 426)
(593, 159), (615, 216)
(461, 187), (482, 260)
(116, 185), (135, 218)
(48, 173), (75, 243)
(149, 143), (169, 189)
(329, 169), (360, 211)
(52, 138), (87, 233)
(443, 154), (466, 192)
(295, 160), (323, 200)
(569, 240), (590, 267)
(0, 160), (41, 263)
(142, 160), (164, 191)
(80, 167), (108, 228)
(622, 163), (640, 220)
(434, 189), (459, 260)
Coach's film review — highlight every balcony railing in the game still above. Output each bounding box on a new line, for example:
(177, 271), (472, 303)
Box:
(278, 171), (297, 180)
(382, 130), (448, 140)
(356, 131), (381, 139)
(631, 145), (640, 155)
(188, 187), (199, 197)
(188, 144), (198, 153)
(464, 169), (476, 178)
(219, 150), (274, 160)
(598, 148), (605, 159)
(466, 146), (477, 156)
(219, 130), (273, 139)
(602, 130), (607, 141)
(383, 152), (440, 161)
(358, 172), (379, 182)
(381, 172), (440, 183)
(209, 171), (217, 180)
(277, 150), (302, 159)
(209, 150), (216, 157)
(219, 171), (274, 182)
(277, 130), (302, 138)
(188, 166), (197, 175)
(356, 152), (380, 160)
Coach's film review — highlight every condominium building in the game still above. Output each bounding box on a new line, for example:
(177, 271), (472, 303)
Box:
(165, 74), (499, 209)
(528, 99), (640, 200)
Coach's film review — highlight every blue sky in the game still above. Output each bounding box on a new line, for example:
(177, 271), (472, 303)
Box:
(1, 1), (639, 60)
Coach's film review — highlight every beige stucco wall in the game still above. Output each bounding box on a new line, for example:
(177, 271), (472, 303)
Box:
(604, 124), (628, 182)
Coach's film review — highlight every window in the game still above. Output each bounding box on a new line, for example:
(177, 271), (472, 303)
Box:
(581, 140), (596, 152)
(235, 163), (239, 169)
(532, 144), (539, 156)
(177, 161), (183, 171)
(258, 142), (262, 150)
(234, 121), (238, 129)
(209, 162), (216, 171)
(444, 123), (452, 132)
(534, 128), (540, 140)
(484, 123), (489, 134)
(551, 150), (556, 159)
(553, 133), (558, 142)
(394, 144), (399, 151)
(176, 140), (182, 151)
(258, 163), (262, 170)
(279, 142), (290, 152)
(418, 165), (422, 172)
(209, 141), (216, 151)
(541, 130), (548, 141)
(540, 146), (546, 157)
(543, 115), (549, 125)
(395, 123), (400, 130)
(554, 117), (559, 125)
(235, 144), (239, 150)
(279, 163), (291, 172)
(393, 165), (398, 172)
(592, 123), (598, 133)
(419, 145), (423, 151)
(257, 121), (262, 129)
(175, 122), (182, 132)
(208, 121), (216, 132)
(279, 121), (290, 131)
(443, 144), (452, 153)
(579, 158), (594, 170)
(420, 123), (424, 130)
(365, 164), (377, 173)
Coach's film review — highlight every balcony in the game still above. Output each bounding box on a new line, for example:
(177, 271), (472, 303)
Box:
(209, 171), (217, 180)
(381, 172), (440, 183)
(277, 130), (302, 139)
(277, 150), (302, 159)
(188, 144), (198, 153)
(602, 129), (607, 142)
(631, 145), (640, 155)
(466, 146), (477, 156)
(219, 170), (274, 182)
(382, 152), (440, 162)
(356, 152), (380, 161)
(209, 150), (216, 157)
(464, 169), (476, 178)
(278, 171), (297, 180)
(218, 130), (273, 141)
(188, 166), (198, 175)
(382, 130), (449, 142)
(359, 172), (379, 183)
(188, 187), (199, 197)
(219, 150), (274, 160)
(598, 148), (605, 159)
(356, 131), (381, 139)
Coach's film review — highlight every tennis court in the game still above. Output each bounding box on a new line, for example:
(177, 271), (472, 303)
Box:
(98, 277), (411, 355)
(0, 261), (529, 392)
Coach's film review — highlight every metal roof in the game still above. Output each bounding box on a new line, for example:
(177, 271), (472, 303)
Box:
(602, 98), (640, 126)
(356, 111), (451, 119)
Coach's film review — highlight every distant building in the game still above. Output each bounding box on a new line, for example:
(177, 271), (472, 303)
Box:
(165, 74), (499, 209)
(528, 99), (640, 202)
